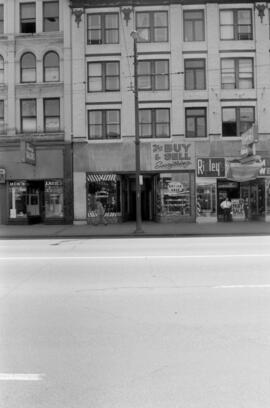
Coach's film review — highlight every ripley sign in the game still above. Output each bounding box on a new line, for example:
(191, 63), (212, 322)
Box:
(197, 158), (225, 177)
(151, 142), (195, 171)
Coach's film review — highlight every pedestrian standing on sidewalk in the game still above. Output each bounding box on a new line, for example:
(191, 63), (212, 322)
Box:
(220, 196), (232, 222)
(95, 200), (108, 225)
(243, 197), (249, 221)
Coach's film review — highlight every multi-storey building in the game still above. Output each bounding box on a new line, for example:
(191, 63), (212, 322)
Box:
(0, 0), (73, 224)
(70, 0), (270, 224)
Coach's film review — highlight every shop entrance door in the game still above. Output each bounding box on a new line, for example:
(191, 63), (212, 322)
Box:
(27, 180), (45, 224)
(125, 175), (155, 221)
(240, 181), (265, 220)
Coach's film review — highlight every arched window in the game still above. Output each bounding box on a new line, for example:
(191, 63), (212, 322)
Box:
(0, 56), (4, 83)
(43, 51), (59, 82)
(21, 52), (36, 83)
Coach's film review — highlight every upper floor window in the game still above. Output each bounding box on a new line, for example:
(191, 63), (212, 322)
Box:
(136, 11), (168, 42)
(139, 108), (170, 138)
(222, 107), (254, 137)
(87, 13), (119, 45)
(44, 51), (60, 82)
(184, 10), (205, 42)
(20, 3), (36, 33)
(88, 110), (120, 140)
(44, 98), (60, 132)
(0, 56), (4, 83)
(0, 5), (4, 34)
(88, 61), (120, 92)
(220, 9), (252, 40)
(185, 59), (206, 90)
(21, 53), (36, 83)
(0, 100), (4, 134)
(43, 1), (59, 32)
(21, 99), (36, 133)
(138, 60), (169, 91)
(221, 58), (253, 89)
(186, 108), (207, 138)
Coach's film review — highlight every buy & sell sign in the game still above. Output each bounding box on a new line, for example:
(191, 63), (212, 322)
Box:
(151, 142), (195, 171)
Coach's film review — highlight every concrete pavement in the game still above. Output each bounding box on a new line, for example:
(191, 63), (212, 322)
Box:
(0, 220), (269, 238)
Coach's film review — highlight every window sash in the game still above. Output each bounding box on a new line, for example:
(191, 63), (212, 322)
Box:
(88, 110), (120, 140)
(44, 99), (60, 132)
(20, 3), (36, 33)
(221, 58), (253, 89)
(0, 5), (3, 34)
(139, 109), (170, 138)
(88, 62), (120, 92)
(222, 107), (255, 137)
(43, 1), (59, 32)
(185, 59), (205, 90)
(138, 60), (169, 91)
(220, 9), (252, 40)
(136, 11), (168, 42)
(21, 99), (36, 132)
(184, 10), (205, 41)
(186, 108), (206, 138)
(87, 13), (119, 44)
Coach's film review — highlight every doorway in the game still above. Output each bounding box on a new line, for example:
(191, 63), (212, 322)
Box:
(123, 175), (155, 221)
(26, 180), (45, 224)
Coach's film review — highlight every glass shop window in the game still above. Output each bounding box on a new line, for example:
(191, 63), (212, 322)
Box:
(8, 181), (28, 219)
(44, 180), (64, 218)
(196, 183), (216, 217)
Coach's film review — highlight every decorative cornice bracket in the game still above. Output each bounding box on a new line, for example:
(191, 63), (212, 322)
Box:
(255, 3), (266, 23)
(121, 7), (133, 26)
(71, 8), (85, 28)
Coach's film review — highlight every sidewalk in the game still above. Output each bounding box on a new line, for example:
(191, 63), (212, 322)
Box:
(0, 220), (270, 239)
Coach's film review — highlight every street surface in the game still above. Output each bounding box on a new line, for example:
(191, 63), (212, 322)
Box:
(0, 236), (270, 408)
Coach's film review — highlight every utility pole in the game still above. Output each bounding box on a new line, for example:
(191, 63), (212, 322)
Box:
(131, 31), (143, 234)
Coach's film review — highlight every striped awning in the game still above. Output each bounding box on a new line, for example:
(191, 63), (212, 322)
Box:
(87, 173), (117, 183)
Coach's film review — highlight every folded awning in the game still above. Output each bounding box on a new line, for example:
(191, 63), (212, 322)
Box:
(226, 160), (263, 182)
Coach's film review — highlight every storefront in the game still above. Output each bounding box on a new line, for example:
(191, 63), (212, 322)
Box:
(8, 179), (64, 224)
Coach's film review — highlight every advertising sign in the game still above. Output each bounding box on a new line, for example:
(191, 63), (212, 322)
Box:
(197, 158), (225, 177)
(151, 142), (195, 171)
(0, 168), (6, 184)
(259, 157), (270, 176)
(21, 141), (36, 165)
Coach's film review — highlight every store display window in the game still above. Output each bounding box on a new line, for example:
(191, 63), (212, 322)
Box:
(87, 173), (121, 223)
(44, 179), (64, 218)
(8, 181), (28, 219)
(156, 172), (193, 220)
(196, 181), (216, 218)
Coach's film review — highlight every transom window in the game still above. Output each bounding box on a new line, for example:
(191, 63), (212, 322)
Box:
(136, 12), (168, 42)
(138, 60), (169, 91)
(87, 62), (120, 92)
(20, 3), (36, 33)
(220, 9), (253, 40)
(221, 58), (253, 89)
(87, 13), (119, 45)
(0, 100), (4, 134)
(0, 5), (4, 34)
(139, 109), (170, 138)
(184, 10), (205, 42)
(43, 1), (59, 32)
(185, 59), (206, 90)
(88, 110), (120, 140)
(21, 99), (37, 133)
(0, 56), (4, 83)
(222, 107), (255, 137)
(44, 51), (60, 82)
(21, 53), (36, 83)
(186, 108), (207, 138)
(44, 98), (60, 132)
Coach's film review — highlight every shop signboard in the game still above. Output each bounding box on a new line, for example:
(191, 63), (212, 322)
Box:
(259, 157), (270, 176)
(21, 141), (36, 165)
(151, 142), (195, 171)
(197, 158), (225, 177)
(0, 168), (6, 184)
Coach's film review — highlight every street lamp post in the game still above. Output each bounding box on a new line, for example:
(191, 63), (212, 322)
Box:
(131, 31), (143, 234)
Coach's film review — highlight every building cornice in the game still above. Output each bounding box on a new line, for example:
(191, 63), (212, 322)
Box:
(69, 0), (270, 8)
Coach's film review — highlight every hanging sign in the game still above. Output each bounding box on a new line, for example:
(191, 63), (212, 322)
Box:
(197, 158), (225, 177)
(0, 168), (6, 184)
(21, 141), (36, 165)
(259, 157), (270, 176)
(151, 142), (195, 171)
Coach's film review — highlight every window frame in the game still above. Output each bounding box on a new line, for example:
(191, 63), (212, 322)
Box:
(136, 11), (168, 43)
(220, 9), (253, 41)
(20, 99), (37, 133)
(0, 100), (4, 134)
(20, 52), (36, 83)
(43, 1), (59, 32)
(138, 59), (169, 91)
(44, 98), (60, 132)
(87, 13), (119, 45)
(0, 55), (4, 83)
(20, 2), (36, 34)
(185, 107), (207, 138)
(139, 108), (170, 139)
(183, 10), (205, 42)
(88, 109), (121, 140)
(222, 106), (255, 137)
(43, 51), (60, 82)
(87, 61), (120, 92)
(0, 4), (4, 34)
(184, 59), (206, 90)
(221, 57), (254, 89)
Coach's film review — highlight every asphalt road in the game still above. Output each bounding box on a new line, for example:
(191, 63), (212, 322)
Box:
(0, 237), (270, 408)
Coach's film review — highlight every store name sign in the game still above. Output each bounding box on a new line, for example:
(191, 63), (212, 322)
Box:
(21, 141), (36, 166)
(259, 157), (270, 176)
(197, 158), (225, 177)
(151, 142), (195, 171)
